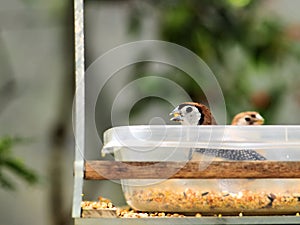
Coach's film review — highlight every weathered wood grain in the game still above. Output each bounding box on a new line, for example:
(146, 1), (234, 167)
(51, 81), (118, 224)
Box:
(84, 161), (300, 179)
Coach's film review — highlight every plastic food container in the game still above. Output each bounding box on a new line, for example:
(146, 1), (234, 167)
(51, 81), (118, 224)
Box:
(101, 125), (300, 215)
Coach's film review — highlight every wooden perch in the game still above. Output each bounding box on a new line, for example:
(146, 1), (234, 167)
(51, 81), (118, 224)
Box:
(84, 160), (300, 180)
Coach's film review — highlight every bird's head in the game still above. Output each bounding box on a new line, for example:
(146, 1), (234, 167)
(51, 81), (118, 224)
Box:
(231, 111), (264, 125)
(169, 102), (217, 125)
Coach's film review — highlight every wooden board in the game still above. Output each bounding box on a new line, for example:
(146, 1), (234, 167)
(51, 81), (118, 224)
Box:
(75, 215), (300, 225)
(84, 160), (300, 179)
(81, 209), (117, 218)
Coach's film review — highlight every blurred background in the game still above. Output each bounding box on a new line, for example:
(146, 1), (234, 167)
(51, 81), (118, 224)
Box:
(0, 0), (300, 224)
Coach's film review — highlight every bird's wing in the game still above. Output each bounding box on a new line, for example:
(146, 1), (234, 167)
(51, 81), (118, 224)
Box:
(194, 148), (266, 161)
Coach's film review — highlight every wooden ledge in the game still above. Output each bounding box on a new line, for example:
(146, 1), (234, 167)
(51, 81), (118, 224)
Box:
(84, 161), (300, 180)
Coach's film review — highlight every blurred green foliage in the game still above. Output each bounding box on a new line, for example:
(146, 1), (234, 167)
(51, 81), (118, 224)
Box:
(128, 0), (300, 124)
(0, 137), (38, 190)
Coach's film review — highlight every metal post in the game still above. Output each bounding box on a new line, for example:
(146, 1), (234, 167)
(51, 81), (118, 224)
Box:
(72, 0), (85, 218)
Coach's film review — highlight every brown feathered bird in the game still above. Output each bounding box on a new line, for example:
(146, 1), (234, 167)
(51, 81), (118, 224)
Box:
(169, 102), (266, 161)
(231, 111), (264, 125)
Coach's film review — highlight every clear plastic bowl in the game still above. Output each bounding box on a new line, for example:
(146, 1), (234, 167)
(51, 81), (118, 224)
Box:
(102, 125), (300, 215)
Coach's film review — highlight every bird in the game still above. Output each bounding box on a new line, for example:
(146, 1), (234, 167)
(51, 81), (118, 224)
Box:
(231, 111), (264, 125)
(170, 102), (217, 125)
(169, 102), (266, 161)
(230, 110), (266, 159)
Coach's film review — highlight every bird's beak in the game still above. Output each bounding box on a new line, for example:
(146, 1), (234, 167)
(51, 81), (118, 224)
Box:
(254, 114), (265, 125)
(169, 108), (183, 121)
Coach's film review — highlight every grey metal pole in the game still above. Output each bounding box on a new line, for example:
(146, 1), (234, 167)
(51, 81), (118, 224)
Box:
(72, 0), (85, 219)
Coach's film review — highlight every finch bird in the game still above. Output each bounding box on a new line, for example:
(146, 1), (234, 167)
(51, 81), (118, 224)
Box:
(231, 111), (264, 125)
(169, 102), (266, 161)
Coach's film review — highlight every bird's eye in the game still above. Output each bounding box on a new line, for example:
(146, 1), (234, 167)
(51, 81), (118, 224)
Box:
(186, 107), (193, 113)
(245, 117), (251, 122)
(250, 114), (256, 118)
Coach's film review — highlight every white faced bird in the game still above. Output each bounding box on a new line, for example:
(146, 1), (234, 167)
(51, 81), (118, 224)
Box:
(170, 102), (217, 125)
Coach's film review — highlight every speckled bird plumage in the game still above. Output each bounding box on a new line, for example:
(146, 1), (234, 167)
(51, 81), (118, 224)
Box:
(170, 102), (266, 161)
(194, 148), (266, 161)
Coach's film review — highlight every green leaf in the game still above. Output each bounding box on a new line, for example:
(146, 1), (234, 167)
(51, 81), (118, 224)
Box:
(0, 172), (16, 190)
(0, 136), (38, 190)
(0, 137), (13, 154)
(4, 158), (38, 185)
